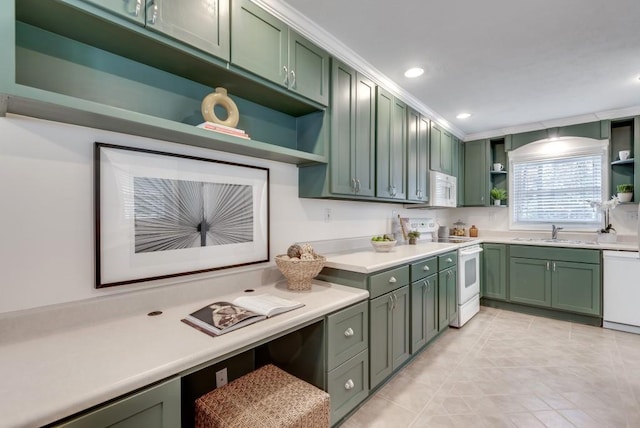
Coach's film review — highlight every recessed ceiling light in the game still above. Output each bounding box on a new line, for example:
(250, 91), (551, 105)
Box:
(456, 113), (471, 119)
(404, 67), (424, 78)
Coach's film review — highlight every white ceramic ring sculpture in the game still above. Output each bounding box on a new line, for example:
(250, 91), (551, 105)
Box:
(201, 87), (240, 128)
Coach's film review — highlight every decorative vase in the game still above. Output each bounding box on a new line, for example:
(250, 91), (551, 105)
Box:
(618, 192), (633, 203)
(494, 200), (502, 206)
(409, 237), (417, 245)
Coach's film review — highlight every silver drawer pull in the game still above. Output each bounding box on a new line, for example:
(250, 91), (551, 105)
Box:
(388, 276), (397, 284)
(344, 379), (355, 390)
(446, 258), (452, 263)
(423, 265), (430, 271)
(344, 328), (354, 337)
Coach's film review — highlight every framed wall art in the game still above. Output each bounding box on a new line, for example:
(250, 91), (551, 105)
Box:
(95, 143), (269, 288)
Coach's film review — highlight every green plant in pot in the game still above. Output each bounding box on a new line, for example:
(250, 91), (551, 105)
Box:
(407, 230), (421, 245)
(616, 183), (634, 203)
(490, 188), (507, 206)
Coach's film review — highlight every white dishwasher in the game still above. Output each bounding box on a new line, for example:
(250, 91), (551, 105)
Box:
(603, 250), (640, 334)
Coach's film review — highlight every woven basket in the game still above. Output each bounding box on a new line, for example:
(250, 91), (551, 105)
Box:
(275, 254), (326, 291)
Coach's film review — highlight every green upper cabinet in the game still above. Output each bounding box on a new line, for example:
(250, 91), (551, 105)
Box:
(376, 87), (407, 200)
(430, 122), (454, 175)
(231, 0), (329, 105)
(78, 0), (230, 60)
(146, 0), (230, 60)
(330, 60), (376, 196)
(80, 0), (146, 24)
(463, 139), (489, 206)
(407, 109), (429, 202)
(482, 243), (507, 300)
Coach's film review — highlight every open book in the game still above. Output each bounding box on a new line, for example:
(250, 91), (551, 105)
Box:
(182, 294), (304, 336)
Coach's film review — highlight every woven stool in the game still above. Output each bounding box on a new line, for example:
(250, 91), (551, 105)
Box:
(195, 364), (330, 428)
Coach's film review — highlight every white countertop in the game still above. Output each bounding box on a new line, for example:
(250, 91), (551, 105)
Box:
(322, 235), (638, 274)
(0, 280), (368, 428)
(324, 241), (464, 273)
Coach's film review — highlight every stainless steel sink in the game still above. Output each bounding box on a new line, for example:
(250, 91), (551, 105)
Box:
(511, 237), (598, 246)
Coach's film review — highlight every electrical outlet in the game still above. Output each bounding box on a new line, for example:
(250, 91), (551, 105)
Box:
(324, 208), (332, 223)
(216, 368), (228, 388)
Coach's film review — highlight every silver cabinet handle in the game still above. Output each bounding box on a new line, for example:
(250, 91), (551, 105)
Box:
(351, 178), (357, 192)
(283, 66), (289, 86)
(149, 2), (158, 25)
(423, 265), (430, 271)
(134, 0), (142, 16)
(446, 258), (452, 263)
(290, 69), (296, 88)
(546, 261), (550, 270)
(388, 276), (397, 284)
(553, 262), (556, 272)
(355, 179), (361, 193)
(344, 327), (354, 337)
(388, 295), (393, 311)
(344, 379), (355, 390)
(392, 293), (397, 310)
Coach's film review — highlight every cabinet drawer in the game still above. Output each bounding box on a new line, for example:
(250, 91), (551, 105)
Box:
(327, 350), (369, 425)
(510, 245), (600, 264)
(327, 301), (368, 371)
(369, 266), (409, 299)
(410, 257), (437, 282)
(438, 251), (457, 270)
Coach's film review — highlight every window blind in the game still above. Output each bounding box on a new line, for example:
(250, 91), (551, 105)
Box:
(512, 155), (602, 225)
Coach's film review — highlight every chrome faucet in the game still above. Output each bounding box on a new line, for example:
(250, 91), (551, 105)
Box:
(551, 224), (563, 240)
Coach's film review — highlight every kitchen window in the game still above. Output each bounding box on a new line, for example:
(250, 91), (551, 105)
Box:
(509, 137), (608, 230)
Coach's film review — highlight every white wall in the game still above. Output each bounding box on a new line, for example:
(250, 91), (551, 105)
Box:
(0, 115), (443, 314)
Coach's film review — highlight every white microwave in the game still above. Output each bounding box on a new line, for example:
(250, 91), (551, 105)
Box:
(429, 171), (457, 207)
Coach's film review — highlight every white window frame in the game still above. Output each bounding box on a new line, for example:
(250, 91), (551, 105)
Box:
(508, 137), (609, 231)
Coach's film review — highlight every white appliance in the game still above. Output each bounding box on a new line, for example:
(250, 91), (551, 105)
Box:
(450, 243), (483, 327)
(429, 171), (457, 207)
(603, 250), (640, 334)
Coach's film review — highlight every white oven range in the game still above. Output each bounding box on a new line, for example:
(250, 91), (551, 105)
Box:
(450, 242), (483, 327)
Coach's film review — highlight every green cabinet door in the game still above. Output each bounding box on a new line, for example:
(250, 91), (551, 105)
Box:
(330, 60), (375, 196)
(288, 30), (329, 105)
(407, 109), (429, 202)
(551, 261), (601, 315)
(57, 378), (180, 427)
(509, 257), (552, 307)
(463, 139), (489, 206)
(231, 0), (288, 86)
(482, 243), (507, 300)
(430, 122), (453, 174)
(81, 0), (146, 25)
(445, 268), (458, 325)
(410, 279), (427, 352)
(424, 275), (438, 342)
(369, 293), (393, 388)
(146, 0), (230, 60)
(376, 87), (406, 200)
(437, 270), (449, 332)
(457, 138), (465, 206)
(391, 285), (410, 370)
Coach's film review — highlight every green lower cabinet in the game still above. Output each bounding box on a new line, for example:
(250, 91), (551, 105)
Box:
(410, 274), (438, 352)
(508, 246), (602, 317)
(369, 285), (409, 389)
(482, 244), (507, 300)
(437, 268), (457, 331)
(55, 377), (180, 427)
(551, 261), (601, 316)
(509, 257), (552, 307)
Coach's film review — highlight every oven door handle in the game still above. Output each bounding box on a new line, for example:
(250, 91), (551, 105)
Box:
(459, 247), (483, 256)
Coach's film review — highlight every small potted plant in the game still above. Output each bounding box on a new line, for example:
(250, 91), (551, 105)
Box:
(407, 230), (421, 245)
(490, 188), (507, 206)
(617, 184), (634, 203)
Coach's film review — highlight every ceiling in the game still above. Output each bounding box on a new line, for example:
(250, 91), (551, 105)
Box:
(275, 0), (640, 139)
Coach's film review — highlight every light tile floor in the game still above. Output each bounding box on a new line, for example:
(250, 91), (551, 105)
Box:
(342, 306), (640, 428)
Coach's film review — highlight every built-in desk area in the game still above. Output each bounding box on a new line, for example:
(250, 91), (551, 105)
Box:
(0, 280), (368, 427)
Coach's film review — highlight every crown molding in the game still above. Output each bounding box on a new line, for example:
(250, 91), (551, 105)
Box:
(253, 0), (466, 139)
(463, 105), (640, 142)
